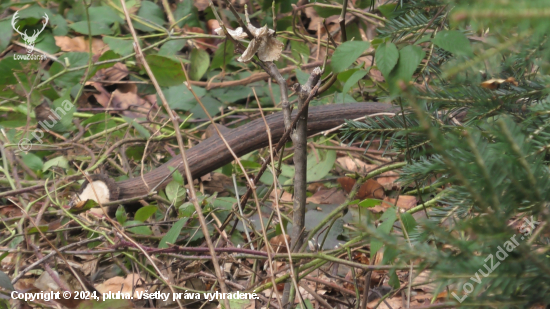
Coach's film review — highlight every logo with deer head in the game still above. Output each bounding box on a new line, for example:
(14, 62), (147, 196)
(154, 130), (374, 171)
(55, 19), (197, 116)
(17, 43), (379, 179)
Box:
(11, 11), (49, 54)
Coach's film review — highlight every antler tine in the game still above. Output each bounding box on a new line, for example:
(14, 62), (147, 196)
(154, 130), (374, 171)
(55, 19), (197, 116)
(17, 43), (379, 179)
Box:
(30, 13), (49, 39)
(11, 11), (25, 36)
(41, 13), (49, 29)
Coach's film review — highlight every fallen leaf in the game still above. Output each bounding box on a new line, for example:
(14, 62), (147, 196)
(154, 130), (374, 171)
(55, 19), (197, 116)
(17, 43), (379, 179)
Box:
(306, 187), (346, 204)
(337, 157), (400, 189)
(203, 173), (232, 194)
(382, 195), (417, 210)
(481, 77), (518, 89)
(338, 177), (385, 199)
(269, 188), (293, 203)
(92, 84), (152, 118)
(193, 0), (209, 11)
(262, 234), (291, 254)
(305, 7), (323, 31)
(54, 36), (108, 55)
(95, 273), (145, 298)
(90, 63), (129, 85)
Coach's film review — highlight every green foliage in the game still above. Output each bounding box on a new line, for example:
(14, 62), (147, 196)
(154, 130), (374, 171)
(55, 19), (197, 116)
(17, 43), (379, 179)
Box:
(159, 218), (187, 248)
(339, 0), (550, 307)
(331, 41), (370, 73)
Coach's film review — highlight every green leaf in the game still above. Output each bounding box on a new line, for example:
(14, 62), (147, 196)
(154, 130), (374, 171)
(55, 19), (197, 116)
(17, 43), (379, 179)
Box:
(50, 14), (68, 36)
(313, 6), (341, 18)
(382, 246), (398, 264)
(370, 207), (397, 255)
(27, 225), (49, 234)
(331, 41), (370, 73)
(400, 212), (417, 234)
(0, 20), (14, 51)
(124, 220), (153, 235)
(211, 40), (234, 69)
(96, 50), (119, 71)
(159, 218), (187, 248)
(291, 40), (310, 63)
(375, 42), (399, 78)
(116, 206), (127, 225)
(377, 3), (399, 19)
(179, 203), (195, 217)
(35, 32), (60, 54)
(166, 180), (186, 204)
(43, 156), (68, 172)
(161, 84), (206, 111)
(69, 21), (113, 35)
(146, 55), (186, 87)
(49, 90), (75, 132)
(103, 37), (136, 57)
(134, 206), (158, 222)
(432, 30), (473, 56)
(388, 269), (400, 289)
(220, 296), (255, 309)
(358, 198), (382, 208)
(342, 69), (368, 100)
(189, 95), (222, 119)
(159, 39), (186, 56)
(174, 0), (200, 28)
(295, 299), (314, 309)
(388, 45), (425, 88)
(168, 166), (184, 185)
(87, 6), (124, 25)
(0, 270), (14, 291)
(306, 150), (336, 181)
(0, 58), (33, 86)
(122, 116), (150, 138)
(189, 48), (210, 81)
(295, 68), (310, 85)
(49, 52), (90, 88)
(133, 1), (165, 32)
(21, 153), (43, 170)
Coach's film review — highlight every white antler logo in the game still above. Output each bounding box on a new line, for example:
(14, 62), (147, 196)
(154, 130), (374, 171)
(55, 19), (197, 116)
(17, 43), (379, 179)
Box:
(11, 11), (49, 54)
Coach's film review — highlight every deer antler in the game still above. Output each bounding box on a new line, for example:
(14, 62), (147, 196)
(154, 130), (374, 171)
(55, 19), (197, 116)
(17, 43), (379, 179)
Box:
(30, 13), (49, 40)
(11, 11), (27, 38)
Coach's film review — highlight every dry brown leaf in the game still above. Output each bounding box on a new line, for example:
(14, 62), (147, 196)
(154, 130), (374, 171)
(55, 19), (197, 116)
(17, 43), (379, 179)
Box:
(54, 36), (108, 55)
(339, 177), (385, 199)
(0, 247), (15, 269)
(0, 205), (22, 217)
(382, 195), (417, 210)
(89, 63), (129, 85)
(480, 77), (518, 89)
(262, 234), (290, 254)
(269, 188), (293, 203)
(358, 179), (385, 199)
(215, 11), (283, 62)
(352, 251), (370, 264)
(92, 84), (152, 118)
(95, 273), (145, 297)
(370, 68), (385, 82)
(336, 157), (400, 189)
(412, 270), (438, 293)
(306, 187), (346, 204)
(34, 270), (71, 292)
(305, 7), (323, 31)
(207, 19), (221, 35)
(193, 0), (209, 11)
(336, 176), (356, 193)
(203, 173), (233, 194)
